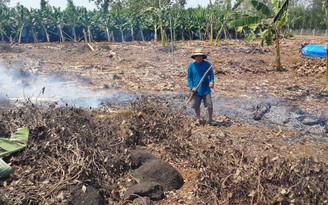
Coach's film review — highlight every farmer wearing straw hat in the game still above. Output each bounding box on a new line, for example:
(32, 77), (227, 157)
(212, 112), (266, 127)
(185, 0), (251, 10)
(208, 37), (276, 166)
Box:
(187, 48), (214, 124)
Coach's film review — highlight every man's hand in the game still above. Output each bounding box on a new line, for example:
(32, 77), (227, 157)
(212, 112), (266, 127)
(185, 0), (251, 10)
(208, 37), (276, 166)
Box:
(209, 82), (214, 88)
(191, 88), (197, 93)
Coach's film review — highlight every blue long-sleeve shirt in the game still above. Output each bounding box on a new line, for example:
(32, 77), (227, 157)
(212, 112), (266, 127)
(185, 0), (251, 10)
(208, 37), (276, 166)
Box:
(187, 60), (214, 96)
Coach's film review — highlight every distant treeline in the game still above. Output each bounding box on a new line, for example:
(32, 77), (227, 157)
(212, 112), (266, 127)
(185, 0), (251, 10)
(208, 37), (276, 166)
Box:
(0, 0), (327, 44)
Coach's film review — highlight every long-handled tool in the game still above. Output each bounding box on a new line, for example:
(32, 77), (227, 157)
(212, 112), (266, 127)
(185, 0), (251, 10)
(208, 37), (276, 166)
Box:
(177, 64), (213, 116)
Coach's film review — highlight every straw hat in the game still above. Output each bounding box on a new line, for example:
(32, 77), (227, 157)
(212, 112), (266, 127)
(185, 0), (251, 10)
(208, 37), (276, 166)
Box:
(191, 48), (207, 59)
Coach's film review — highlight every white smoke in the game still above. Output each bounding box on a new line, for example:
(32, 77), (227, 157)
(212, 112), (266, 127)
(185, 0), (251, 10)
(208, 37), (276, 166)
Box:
(0, 62), (134, 108)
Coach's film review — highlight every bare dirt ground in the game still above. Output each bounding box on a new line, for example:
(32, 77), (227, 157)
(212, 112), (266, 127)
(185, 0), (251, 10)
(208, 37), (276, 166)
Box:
(0, 35), (328, 204)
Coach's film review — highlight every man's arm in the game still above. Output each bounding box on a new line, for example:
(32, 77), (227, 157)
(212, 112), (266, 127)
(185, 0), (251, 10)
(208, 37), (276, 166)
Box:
(187, 65), (194, 90)
(209, 65), (214, 88)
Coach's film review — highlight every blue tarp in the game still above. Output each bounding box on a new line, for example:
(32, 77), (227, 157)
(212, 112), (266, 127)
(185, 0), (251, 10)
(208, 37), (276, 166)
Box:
(301, 44), (327, 58)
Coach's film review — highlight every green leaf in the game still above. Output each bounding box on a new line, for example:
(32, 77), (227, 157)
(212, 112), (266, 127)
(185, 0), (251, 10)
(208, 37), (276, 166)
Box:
(0, 127), (29, 158)
(0, 158), (12, 179)
(273, 0), (289, 23)
(260, 29), (273, 45)
(245, 32), (256, 42)
(232, 0), (245, 10)
(229, 16), (261, 28)
(10, 127), (29, 142)
(251, 0), (274, 17)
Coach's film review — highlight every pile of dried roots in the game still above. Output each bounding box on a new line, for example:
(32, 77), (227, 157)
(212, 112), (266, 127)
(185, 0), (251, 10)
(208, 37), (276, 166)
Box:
(0, 98), (327, 204)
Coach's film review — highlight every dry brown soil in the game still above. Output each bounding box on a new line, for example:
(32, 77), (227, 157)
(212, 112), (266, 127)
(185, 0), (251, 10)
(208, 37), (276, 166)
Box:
(0, 35), (327, 204)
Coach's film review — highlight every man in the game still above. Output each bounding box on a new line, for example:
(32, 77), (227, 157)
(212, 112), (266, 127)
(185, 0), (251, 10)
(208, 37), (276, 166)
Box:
(187, 48), (214, 124)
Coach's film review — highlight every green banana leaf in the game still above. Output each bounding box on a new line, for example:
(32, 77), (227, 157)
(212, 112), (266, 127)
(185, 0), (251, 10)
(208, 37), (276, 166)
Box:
(0, 158), (12, 178)
(0, 127), (29, 158)
(0, 127), (29, 179)
(251, 0), (274, 17)
(273, 0), (289, 23)
(228, 16), (261, 29)
(245, 32), (257, 43)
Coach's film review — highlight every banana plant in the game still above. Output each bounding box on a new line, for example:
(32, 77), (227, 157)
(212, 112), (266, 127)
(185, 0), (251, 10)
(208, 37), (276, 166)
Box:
(144, 0), (172, 46)
(97, 11), (114, 42)
(323, 0), (328, 29)
(229, 0), (289, 71)
(80, 7), (93, 42)
(111, 0), (128, 42)
(51, 7), (65, 43)
(40, 7), (53, 43)
(11, 4), (30, 43)
(192, 6), (207, 40)
(28, 8), (41, 43)
(171, 4), (185, 41)
(284, 10), (301, 37)
(206, 3), (219, 43)
(125, 0), (144, 41)
(184, 8), (197, 40)
(65, 0), (81, 42)
(0, 4), (10, 42)
(214, 0), (245, 44)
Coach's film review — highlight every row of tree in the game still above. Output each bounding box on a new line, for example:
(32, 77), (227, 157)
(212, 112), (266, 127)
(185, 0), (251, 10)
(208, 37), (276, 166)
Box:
(0, 0), (327, 46)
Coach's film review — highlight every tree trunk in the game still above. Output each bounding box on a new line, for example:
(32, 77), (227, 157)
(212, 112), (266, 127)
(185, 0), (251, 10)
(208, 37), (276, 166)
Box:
(18, 28), (22, 44)
(215, 25), (224, 45)
(73, 27), (77, 42)
(173, 28), (176, 41)
(140, 29), (145, 41)
(154, 24), (157, 42)
(88, 26), (92, 43)
(59, 28), (65, 43)
(32, 29), (38, 43)
(130, 25), (134, 41)
(275, 26), (283, 71)
(111, 31), (115, 42)
(59, 25), (65, 43)
(199, 28), (202, 40)
(160, 21), (165, 46)
(223, 27), (228, 39)
(83, 29), (87, 43)
(120, 26), (124, 42)
(210, 23), (213, 44)
(44, 28), (50, 43)
(106, 28), (110, 42)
